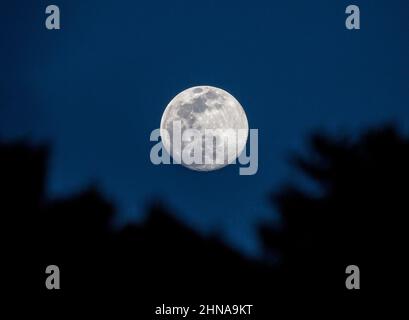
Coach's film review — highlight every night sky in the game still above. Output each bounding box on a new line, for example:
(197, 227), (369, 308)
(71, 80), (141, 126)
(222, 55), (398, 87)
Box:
(1, 0), (408, 256)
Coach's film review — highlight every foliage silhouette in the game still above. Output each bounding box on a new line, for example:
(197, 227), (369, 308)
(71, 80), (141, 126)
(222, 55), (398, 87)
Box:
(2, 125), (406, 315)
(260, 125), (408, 298)
(0, 141), (267, 312)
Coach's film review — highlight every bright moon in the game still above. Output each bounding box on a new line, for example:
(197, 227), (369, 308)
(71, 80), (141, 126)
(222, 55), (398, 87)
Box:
(160, 86), (249, 171)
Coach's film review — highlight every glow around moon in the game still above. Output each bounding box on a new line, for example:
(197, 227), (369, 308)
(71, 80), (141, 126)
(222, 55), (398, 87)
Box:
(160, 86), (249, 171)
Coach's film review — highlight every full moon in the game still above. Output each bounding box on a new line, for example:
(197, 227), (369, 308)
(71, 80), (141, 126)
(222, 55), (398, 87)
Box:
(160, 86), (249, 171)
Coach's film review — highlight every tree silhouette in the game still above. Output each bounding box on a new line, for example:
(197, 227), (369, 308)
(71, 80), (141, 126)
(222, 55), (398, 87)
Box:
(2, 125), (406, 316)
(260, 125), (408, 298)
(0, 140), (266, 311)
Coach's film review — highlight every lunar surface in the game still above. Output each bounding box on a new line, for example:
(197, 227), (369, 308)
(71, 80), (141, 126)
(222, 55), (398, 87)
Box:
(160, 86), (249, 171)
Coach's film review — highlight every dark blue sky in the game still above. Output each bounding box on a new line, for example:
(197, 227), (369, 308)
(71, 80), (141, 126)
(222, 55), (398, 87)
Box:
(1, 0), (408, 256)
